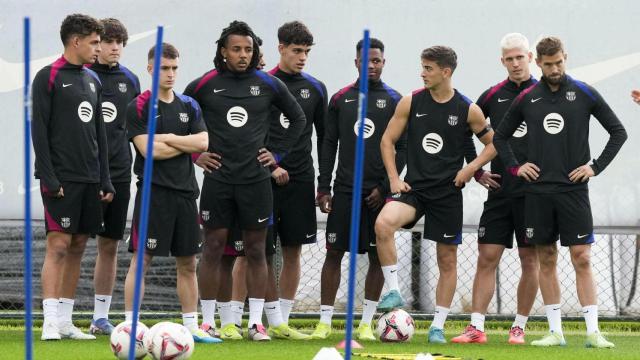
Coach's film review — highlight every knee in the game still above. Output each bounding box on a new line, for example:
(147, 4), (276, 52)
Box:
(282, 248), (301, 265)
(177, 258), (197, 275)
(47, 241), (69, 261)
(202, 235), (225, 260)
(244, 244), (265, 263)
(437, 249), (457, 274)
(67, 238), (88, 257)
(98, 240), (119, 257)
(375, 215), (396, 240)
(325, 250), (344, 265)
(519, 250), (539, 272)
(571, 250), (591, 271)
(477, 252), (500, 271)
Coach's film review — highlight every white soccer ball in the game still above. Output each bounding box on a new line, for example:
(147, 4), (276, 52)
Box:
(148, 322), (195, 360)
(110, 321), (150, 360)
(376, 309), (415, 342)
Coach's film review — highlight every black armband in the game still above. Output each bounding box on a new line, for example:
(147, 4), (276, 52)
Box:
(475, 126), (491, 139)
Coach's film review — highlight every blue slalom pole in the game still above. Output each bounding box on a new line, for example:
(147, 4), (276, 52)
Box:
(23, 16), (33, 360)
(129, 26), (163, 360)
(344, 29), (370, 360)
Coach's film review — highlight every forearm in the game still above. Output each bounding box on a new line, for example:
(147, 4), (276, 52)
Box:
(164, 134), (208, 154)
(593, 126), (627, 174)
(466, 142), (496, 172)
(317, 141), (337, 193)
(32, 123), (59, 190)
(381, 138), (400, 182)
(151, 142), (182, 160)
(95, 113), (114, 193)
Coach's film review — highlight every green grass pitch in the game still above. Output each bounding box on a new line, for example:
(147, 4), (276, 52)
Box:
(1, 320), (638, 359)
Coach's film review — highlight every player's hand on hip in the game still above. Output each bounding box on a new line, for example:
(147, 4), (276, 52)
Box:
(317, 193), (332, 213)
(100, 190), (114, 203)
(271, 167), (289, 186)
(517, 162), (540, 182)
(390, 178), (411, 196)
(195, 152), (222, 172)
(257, 148), (276, 167)
(569, 164), (595, 183)
(476, 171), (501, 189)
(365, 187), (384, 210)
(631, 89), (640, 104)
(454, 166), (475, 187)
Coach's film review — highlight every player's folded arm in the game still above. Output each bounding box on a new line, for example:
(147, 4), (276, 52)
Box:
(131, 135), (182, 160)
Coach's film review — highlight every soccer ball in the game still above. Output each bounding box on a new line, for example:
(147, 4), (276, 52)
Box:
(110, 321), (150, 360)
(376, 309), (415, 342)
(147, 322), (195, 360)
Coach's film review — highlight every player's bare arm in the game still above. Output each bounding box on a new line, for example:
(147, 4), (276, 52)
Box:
(454, 103), (497, 187)
(132, 135), (182, 160)
(381, 94), (412, 194)
(161, 131), (208, 154)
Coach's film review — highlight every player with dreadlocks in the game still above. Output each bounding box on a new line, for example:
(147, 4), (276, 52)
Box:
(184, 20), (306, 341)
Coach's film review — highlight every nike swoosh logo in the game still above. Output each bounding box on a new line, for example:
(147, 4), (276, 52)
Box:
(416, 113), (427, 117)
(213, 89), (226, 93)
(390, 270), (397, 273)
(18, 184), (40, 194)
(266, 307), (276, 310)
(553, 308), (560, 311)
(96, 298), (106, 302)
(345, 99), (356, 103)
(62, 83), (72, 88)
(497, 98), (510, 102)
(444, 234), (457, 238)
(156, 115), (161, 118)
(306, 233), (315, 239)
(577, 234), (590, 238)
(0, 28), (161, 93)
(258, 217), (269, 223)
(531, 97), (542, 103)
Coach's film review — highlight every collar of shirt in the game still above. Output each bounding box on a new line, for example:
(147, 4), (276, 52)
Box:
(90, 61), (121, 73)
(352, 78), (384, 90)
(505, 76), (536, 91)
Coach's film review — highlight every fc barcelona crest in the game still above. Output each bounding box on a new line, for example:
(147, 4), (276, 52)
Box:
(201, 211), (210, 221)
(566, 91), (576, 101)
(234, 240), (244, 252)
(300, 88), (310, 99)
(250, 86), (261, 96)
(61, 217), (71, 229)
(478, 226), (485, 238)
(146, 238), (157, 250)
(118, 82), (128, 93)
(376, 99), (386, 109)
(448, 115), (458, 126)
(327, 233), (337, 244)
(179, 112), (189, 123)
(526, 227), (534, 239)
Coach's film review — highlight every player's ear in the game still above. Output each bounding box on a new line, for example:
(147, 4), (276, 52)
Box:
(527, 51), (533, 63)
(278, 43), (285, 55)
(147, 62), (153, 75)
